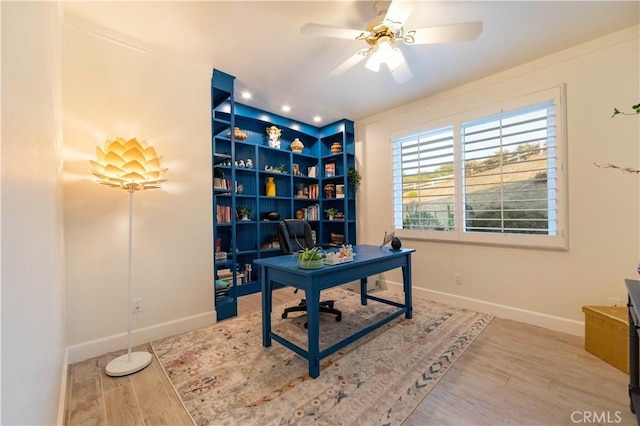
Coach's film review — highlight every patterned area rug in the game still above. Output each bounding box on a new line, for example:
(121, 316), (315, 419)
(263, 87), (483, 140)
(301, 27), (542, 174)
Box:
(151, 288), (493, 426)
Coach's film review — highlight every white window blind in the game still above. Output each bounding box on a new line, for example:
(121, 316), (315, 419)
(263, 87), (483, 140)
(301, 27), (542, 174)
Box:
(393, 127), (455, 231)
(391, 86), (566, 249)
(462, 101), (556, 235)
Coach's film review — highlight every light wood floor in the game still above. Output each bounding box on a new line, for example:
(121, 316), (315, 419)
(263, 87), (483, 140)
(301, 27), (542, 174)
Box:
(64, 288), (301, 425)
(65, 290), (637, 425)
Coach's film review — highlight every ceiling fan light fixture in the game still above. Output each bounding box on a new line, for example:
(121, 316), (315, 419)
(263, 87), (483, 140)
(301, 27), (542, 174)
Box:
(386, 47), (404, 71)
(365, 54), (381, 72)
(364, 44), (382, 72)
(377, 36), (393, 58)
(365, 36), (395, 72)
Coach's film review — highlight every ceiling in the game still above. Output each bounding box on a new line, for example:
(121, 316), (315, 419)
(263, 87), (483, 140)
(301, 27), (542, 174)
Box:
(62, 1), (639, 125)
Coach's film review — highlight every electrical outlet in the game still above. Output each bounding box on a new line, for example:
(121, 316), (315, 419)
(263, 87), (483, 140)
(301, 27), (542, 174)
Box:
(133, 298), (143, 313)
(455, 273), (463, 285)
(609, 297), (623, 307)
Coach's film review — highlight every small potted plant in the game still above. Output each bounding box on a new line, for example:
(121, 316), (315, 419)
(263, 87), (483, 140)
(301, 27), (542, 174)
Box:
(273, 164), (287, 174)
(324, 207), (339, 221)
(296, 183), (305, 197)
(237, 206), (251, 221)
(295, 246), (325, 269)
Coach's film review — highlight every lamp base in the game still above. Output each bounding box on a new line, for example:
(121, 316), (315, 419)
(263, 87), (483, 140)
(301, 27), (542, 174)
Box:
(105, 351), (152, 377)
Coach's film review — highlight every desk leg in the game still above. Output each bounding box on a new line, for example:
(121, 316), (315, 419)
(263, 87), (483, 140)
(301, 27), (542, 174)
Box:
(306, 286), (321, 379)
(403, 256), (413, 319)
(360, 278), (368, 305)
(629, 296), (639, 413)
(261, 266), (272, 347)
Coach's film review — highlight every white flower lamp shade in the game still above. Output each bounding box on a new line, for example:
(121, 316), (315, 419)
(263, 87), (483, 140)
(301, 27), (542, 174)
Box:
(90, 137), (167, 191)
(91, 137), (167, 376)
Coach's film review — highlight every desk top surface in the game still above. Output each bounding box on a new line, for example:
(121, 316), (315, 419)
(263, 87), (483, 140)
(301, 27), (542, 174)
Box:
(254, 244), (414, 275)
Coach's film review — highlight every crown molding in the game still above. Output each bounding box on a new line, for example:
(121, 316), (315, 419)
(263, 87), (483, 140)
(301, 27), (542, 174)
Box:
(62, 11), (211, 73)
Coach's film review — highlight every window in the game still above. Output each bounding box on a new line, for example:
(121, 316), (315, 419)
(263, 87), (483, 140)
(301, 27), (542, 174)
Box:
(392, 87), (566, 249)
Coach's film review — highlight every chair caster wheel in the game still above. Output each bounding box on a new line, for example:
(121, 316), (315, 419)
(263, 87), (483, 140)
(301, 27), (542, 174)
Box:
(336, 315), (342, 322)
(282, 312), (288, 319)
(304, 322), (308, 329)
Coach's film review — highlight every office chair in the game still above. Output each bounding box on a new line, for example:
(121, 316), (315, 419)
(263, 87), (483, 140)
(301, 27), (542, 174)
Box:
(277, 220), (342, 326)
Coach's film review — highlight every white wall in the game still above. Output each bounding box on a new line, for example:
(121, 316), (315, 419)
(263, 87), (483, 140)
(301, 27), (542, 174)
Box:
(356, 26), (640, 335)
(1, 2), (67, 424)
(62, 21), (215, 361)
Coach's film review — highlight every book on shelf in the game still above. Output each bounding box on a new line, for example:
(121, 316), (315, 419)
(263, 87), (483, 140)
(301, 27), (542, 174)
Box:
(215, 288), (229, 299)
(216, 205), (232, 222)
(301, 203), (320, 221)
(217, 269), (232, 279)
(213, 178), (232, 190)
(306, 184), (319, 199)
(324, 163), (335, 177)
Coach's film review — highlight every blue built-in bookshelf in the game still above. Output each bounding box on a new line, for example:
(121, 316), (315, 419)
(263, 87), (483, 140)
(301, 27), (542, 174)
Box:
(211, 69), (357, 321)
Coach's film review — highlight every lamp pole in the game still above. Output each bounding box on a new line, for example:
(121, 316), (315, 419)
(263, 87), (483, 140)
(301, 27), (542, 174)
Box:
(126, 187), (134, 362)
(105, 186), (152, 376)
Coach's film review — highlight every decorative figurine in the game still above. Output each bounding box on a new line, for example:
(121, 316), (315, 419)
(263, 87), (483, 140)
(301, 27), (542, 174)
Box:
(324, 183), (336, 198)
(391, 237), (402, 250)
(226, 126), (247, 141)
(238, 160), (245, 168)
(291, 138), (304, 153)
(266, 126), (281, 149)
(246, 159), (253, 168)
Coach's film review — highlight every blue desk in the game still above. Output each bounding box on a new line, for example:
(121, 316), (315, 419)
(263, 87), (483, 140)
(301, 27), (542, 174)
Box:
(255, 244), (415, 378)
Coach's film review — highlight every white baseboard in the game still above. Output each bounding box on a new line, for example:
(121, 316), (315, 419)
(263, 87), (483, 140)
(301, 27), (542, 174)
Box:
(381, 280), (584, 337)
(67, 310), (218, 364)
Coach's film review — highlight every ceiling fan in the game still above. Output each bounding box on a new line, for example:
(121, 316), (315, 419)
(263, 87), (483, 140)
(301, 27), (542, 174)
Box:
(301, 0), (483, 84)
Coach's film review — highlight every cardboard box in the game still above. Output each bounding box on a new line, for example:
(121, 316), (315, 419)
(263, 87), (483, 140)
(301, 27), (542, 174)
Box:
(582, 305), (629, 373)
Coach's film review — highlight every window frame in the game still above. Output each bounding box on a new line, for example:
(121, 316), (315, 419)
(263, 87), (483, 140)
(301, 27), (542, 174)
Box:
(391, 86), (568, 250)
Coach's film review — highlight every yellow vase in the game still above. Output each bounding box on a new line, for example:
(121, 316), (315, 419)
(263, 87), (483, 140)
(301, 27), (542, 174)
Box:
(266, 176), (276, 197)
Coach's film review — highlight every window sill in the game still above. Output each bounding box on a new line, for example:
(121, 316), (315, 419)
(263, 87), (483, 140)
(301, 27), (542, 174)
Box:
(396, 229), (568, 251)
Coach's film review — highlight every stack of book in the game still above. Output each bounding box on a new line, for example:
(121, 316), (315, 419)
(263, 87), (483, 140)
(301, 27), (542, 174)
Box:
(215, 277), (230, 300)
(302, 204), (320, 221)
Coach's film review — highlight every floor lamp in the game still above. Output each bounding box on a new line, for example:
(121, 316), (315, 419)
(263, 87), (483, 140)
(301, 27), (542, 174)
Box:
(90, 137), (167, 376)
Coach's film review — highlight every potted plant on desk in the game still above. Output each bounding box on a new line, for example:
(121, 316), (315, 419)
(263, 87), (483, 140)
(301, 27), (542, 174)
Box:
(296, 246), (325, 269)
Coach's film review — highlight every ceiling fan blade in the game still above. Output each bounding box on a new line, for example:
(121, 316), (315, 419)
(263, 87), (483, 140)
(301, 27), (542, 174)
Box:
(405, 21), (483, 45)
(301, 23), (367, 40)
(388, 50), (412, 84)
(327, 49), (369, 78)
(383, 0), (413, 30)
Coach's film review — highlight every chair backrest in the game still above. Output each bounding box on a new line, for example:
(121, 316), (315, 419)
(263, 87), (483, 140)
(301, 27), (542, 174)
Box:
(277, 220), (314, 255)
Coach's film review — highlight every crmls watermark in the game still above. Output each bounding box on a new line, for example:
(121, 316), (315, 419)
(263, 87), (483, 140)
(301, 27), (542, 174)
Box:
(570, 411), (623, 424)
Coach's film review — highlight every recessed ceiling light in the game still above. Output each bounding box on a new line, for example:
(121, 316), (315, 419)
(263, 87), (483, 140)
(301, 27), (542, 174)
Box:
(241, 91), (252, 99)
(313, 116), (322, 123)
(282, 105), (291, 112)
